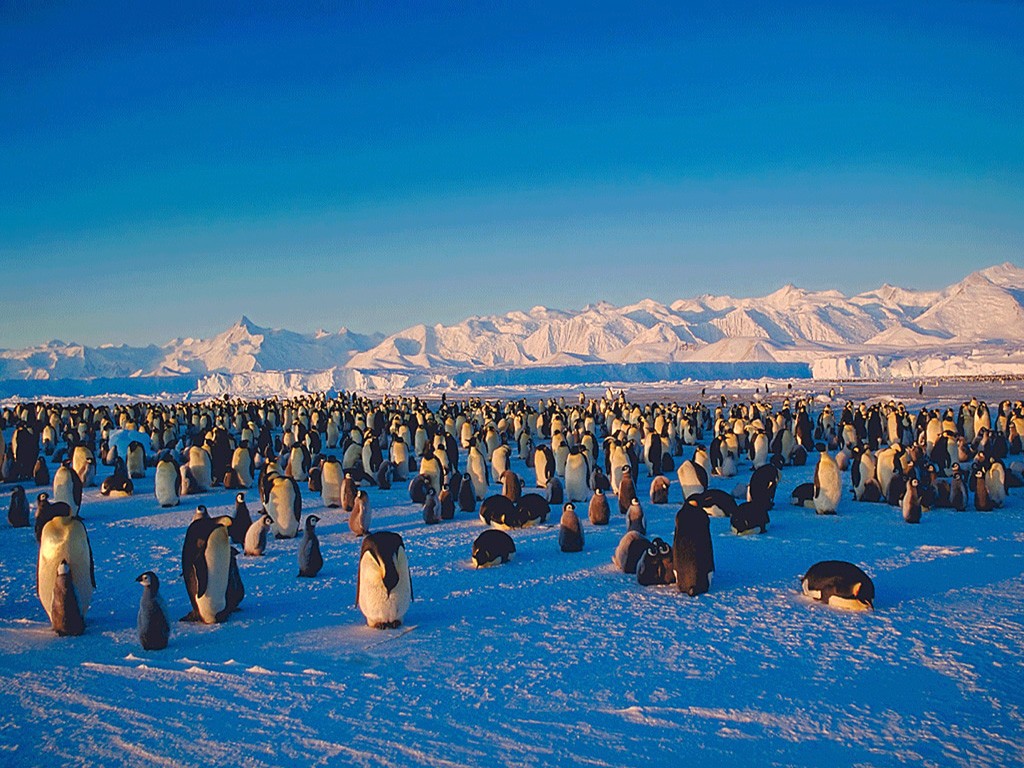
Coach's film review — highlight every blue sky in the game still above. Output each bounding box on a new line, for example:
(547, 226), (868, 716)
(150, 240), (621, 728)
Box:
(1, 1), (1022, 347)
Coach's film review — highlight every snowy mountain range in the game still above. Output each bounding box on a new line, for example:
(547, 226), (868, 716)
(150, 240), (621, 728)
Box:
(3, 262), (1023, 393)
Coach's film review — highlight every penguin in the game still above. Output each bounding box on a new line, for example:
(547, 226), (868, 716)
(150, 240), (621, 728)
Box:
(457, 472), (476, 512)
(673, 499), (714, 596)
(466, 441), (490, 500)
(409, 474), (431, 505)
(676, 459), (708, 500)
(181, 512), (242, 623)
(649, 475), (670, 505)
(626, 499), (646, 535)
(791, 482), (815, 508)
(747, 464), (780, 509)
(590, 467), (611, 492)
(297, 515), (324, 578)
(637, 537), (676, 586)
(801, 560), (874, 611)
(688, 488), (738, 518)
(230, 445), (253, 488)
(53, 460), (83, 515)
(154, 453), (181, 508)
(320, 455), (343, 508)
(731, 499), (770, 535)
(950, 469), (968, 511)
(902, 477), (922, 523)
(32, 457), (49, 487)
(49, 560), (86, 637)
(350, 489), (371, 535)
(287, 443), (311, 482)
(974, 469), (994, 511)
(564, 447), (590, 502)
(100, 457), (134, 496)
(8, 485), (29, 528)
(135, 571), (171, 651)
(439, 485), (455, 520)
(356, 531), (412, 629)
(126, 440), (146, 479)
(244, 514), (273, 556)
(500, 469), (522, 504)
(516, 493), (549, 527)
(472, 529), (516, 568)
(612, 530), (650, 574)
(34, 492), (72, 543)
(588, 488), (611, 525)
(37, 510), (95, 630)
(558, 503), (584, 552)
(616, 466), (636, 515)
(479, 494), (521, 528)
(545, 475), (564, 505)
(534, 445), (555, 488)
(187, 445), (212, 492)
(266, 475), (302, 539)
(812, 449), (841, 515)
(422, 486), (440, 525)
(229, 492), (252, 546)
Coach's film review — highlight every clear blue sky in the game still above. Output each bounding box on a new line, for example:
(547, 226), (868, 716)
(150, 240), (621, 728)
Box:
(1, 1), (1022, 347)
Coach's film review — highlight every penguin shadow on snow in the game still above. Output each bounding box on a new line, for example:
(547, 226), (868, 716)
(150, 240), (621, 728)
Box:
(870, 551), (1019, 609)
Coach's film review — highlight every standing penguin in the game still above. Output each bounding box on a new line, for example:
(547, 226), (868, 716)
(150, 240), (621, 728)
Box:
(8, 485), (29, 528)
(32, 457), (49, 487)
(558, 503), (584, 552)
(616, 466), (636, 515)
(588, 488), (611, 525)
(340, 473), (357, 512)
(349, 489), (372, 535)
(244, 514), (273, 556)
(564, 447), (590, 502)
(229, 492), (252, 546)
(297, 515), (324, 578)
(812, 449), (842, 515)
(135, 571), (171, 651)
(181, 512), (242, 623)
(154, 452), (181, 508)
(422, 487), (440, 525)
(126, 441), (147, 479)
(53, 460), (83, 515)
(902, 478), (922, 523)
(356, 531), (412, 629)
(49, 560), (86, 636)
(266, 475), (302, 539)
(626, 499), (646, 535)
(321, 455), (344, 507)
(37, 510), (95, 632)
(673, 499), (714, 596)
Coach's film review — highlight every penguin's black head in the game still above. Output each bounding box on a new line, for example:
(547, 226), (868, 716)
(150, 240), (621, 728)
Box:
(307, 515), (321, 528)
(136, 571), (160, 590)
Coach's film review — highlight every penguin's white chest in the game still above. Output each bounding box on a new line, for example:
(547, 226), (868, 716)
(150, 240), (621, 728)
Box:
(358, 553), (411, 627)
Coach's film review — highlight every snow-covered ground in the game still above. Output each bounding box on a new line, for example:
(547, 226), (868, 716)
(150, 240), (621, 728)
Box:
(2, 383), (1023, 767)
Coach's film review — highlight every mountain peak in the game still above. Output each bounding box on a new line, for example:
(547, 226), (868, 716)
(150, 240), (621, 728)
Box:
(977, 261), (1024, 288)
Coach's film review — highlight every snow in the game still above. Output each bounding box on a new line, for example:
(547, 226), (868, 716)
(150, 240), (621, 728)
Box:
(2, 381), (1024, 766)
(3, 264), (1024, 397)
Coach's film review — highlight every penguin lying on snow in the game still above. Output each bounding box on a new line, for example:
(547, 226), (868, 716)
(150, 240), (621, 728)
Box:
(613, 530), (649, 574)
(472, 529), (516, 568)
(801, 560), (874, 611)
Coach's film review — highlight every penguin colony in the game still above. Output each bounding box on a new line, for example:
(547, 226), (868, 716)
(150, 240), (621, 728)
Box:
(2, 388), (1021, 646)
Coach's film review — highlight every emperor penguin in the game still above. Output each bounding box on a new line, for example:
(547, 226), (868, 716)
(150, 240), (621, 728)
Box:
(37, 509), (95, 631)
(801, 560), (874, 611)
(637, 537), (676, 587)
(297, 515), (323, 577)
(390, 437), (410, 481)
(135, 571), (171, 650)
(72, 445), (96, 487)
(558, 503), (584, 552)
(53, 460), (83, 515)
(266, 475), (302, 539)
(244, 514), (273, 556)
(649, 475), (670, 505)
(588, 488), (611, 525)
(32, 457), (49, 487)
(466, 441), (490, 500)
(563, 446), (590, 502)
(287, 443), (310, 482)
(181, 511), (243, 623)
(677, 459), (708, 501)
(356, 531), (412, 629)
(812, 449), (842, 515)
(154, 452), (182, 508)
(534, 445), (554, 488)
(320, 455), (344, 508)
(340, 473), (357, 512)
(490, 444), (512, 485)
(229, 492), (252, 545)
(100, 457), (133, 496)
(349, 489), (371, 536)
(616, 466), (636, 515)
(8, 485), (29, 528)
(49, 560), (87, 636)
(902, 477), (922, 523)
(419, 447), (444, 495)
(126, 440), (146, 479)
(458, 472), (477, 512)
(500, 469), (522, 504)
(626, 499), (646, 535)
(187, 445), (213, 492)
(472, 529), (516, 568)
(612, 530), (650, 574)
(673, 499), (714, 596)
(230, 445), (253, 488)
